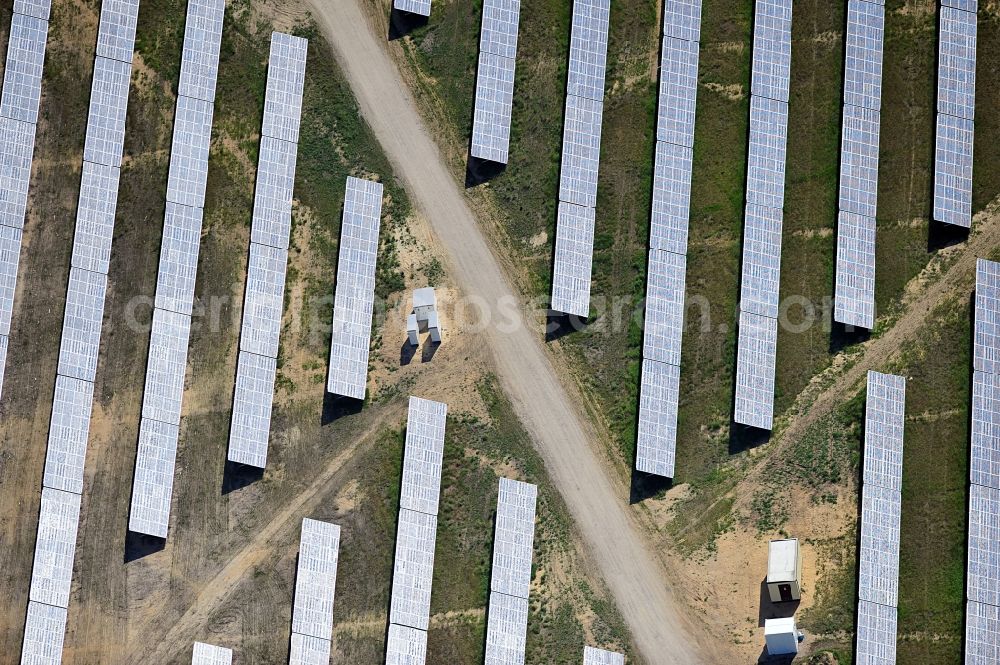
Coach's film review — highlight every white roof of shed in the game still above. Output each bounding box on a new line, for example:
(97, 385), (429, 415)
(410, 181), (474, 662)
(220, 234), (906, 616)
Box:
(767, 538), (798, 583)
(413, 287), (436, 309)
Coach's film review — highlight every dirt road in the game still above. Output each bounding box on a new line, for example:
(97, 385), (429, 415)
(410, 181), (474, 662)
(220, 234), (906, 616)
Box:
(304, 1), (724, 662)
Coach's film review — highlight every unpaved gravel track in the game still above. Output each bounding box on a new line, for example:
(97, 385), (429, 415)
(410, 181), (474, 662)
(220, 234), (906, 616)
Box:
(304, 1), (724, 662)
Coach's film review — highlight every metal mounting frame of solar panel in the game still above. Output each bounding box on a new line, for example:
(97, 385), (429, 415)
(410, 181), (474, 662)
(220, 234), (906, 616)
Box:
(393, 0), (432, 17)
(389, 508), (438, 631)
(739, 203), (782, 319)
(490, 478), (537, 599)
(857, 482), (901, 607)
(583, 646), (626, 665)
(733, 310), (777, 430)
(863, 370), (905, 491)
(662, 0), (702, 43)
(0, 116), (37, 230)
(0, 224), (22, 335)
(842, 0), (884, 112)
(292, 518), (341, 641)
(249, 135), (298, 251)
(166, 95), (213, 209)
(643, 249), (686, 366)
(649, 141), (693, 255)
(558, 94), (604, 208)
(239, 242), (288, 359)
(479, 0), (520, 60)
(566, 0), (610, 103)
(933, 112), (974, 227)
(657, 36), (699, 148)
(550, 200), (595, 318)
(385, 623), (428, 665)
(177, 0), (225, 103)
(971, 371), (1000, 490)
(261, 32), (308, 144)
(141, 308), (192, 427)
(42, 374), (94, 494)
(937, 6), (977, 121)
(400, 396), (447, 516)
(83, 56), (132, 168)
(154, 202), (204, 316)
(975, 258), (1000, 374)
(745, 96), (789, 210)
(95, 0), (139, 64)
(227, 350), (277, 468)
(28, 487), (81, 608)
(834, 210), (876, 330)
(128, 418), (180, 538)
(20, 601), (67, 665)
(0, 12), (48, 124)
(749, 0), (792, 103)
(191, 642), (233, 665)
(13, 0), (52, 21)
(968, 483), (1000, 606)
(838, 104), (880, 219)
(470, 51), (516, 165)
(966, 600), (1000, 665)
(57, 267), (108, 382)
(70, 161), (120, 275)
(636, 359), (680, 478)
(484, 591), (529, 665)
(289, 633), (332, 665)
(855, 599), (897, 664)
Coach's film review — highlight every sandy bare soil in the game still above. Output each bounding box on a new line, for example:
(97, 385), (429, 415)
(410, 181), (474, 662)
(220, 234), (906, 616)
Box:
(302, 1), (733, 662)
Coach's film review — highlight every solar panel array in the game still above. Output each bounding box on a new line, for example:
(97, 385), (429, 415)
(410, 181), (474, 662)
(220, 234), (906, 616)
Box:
(854, 370), (905, 663)
(583, 646), (626, 665)
(393, 0), (431, 18)
(129, 0), (225, 540)
(21, 3), (139, 662)
(387, 397), (447, 661)
(733, 0), (791, 431)
(835, 0), (884, 330)
(635, 0), (702, 478)
(290, 518), (340, 662)
(933, 3), (977, 227)
(485, 478), (537, 665)
(969, 258), (1000, 657)
(326, 176), (382, 400)
(550, 0), (611, 317)
(191, 642), (233, 665)
(470, 0), (521, 164)
(226, 32), (307, 470)
(0, 0), (51, 400)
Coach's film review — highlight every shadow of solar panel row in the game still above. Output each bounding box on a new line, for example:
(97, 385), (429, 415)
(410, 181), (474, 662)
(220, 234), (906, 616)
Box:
(484, 591), (529, 665)
(834, 211), (876, 329)
(470, 51), (516, 164)
(584, 645), (626, 665)
(291, 519), (341, 642)
(393, 0), (431, 17)
(399, 397), (448, 517)
(550, 200), (595, 317)
(733, 310), (777, 430)
(966, 600), (1000, 665)
(261, 32), (308, 144)
(863, 370), (906, 491)
(749, 0), (792, 103)
(191, 642), (233, 665)
(327, 177), (382, 399)
(855, 599), (897, 664)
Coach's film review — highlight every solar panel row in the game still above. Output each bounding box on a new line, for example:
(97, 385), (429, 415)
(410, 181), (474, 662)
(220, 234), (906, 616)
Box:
(227, 33), (306, 471)
(636, 3), (702, 479)
(854, 371), (905, 663)
(732, 0), (792, 431)
(399, 396), (448, 517)
(550, 0), (611, 318)
(470, 0), (520, 164)
(191, 642), (233, 665)
(484, 478), (537, 665)
(289, 518), (340, 661)
(0, 4), (50, 404)
(834, 0), (884, 331)
(23, 3), (136, 661)
(393, 0), (432, 18)
(326, 177), (382, 400)
(128, 0), (225, 540)
(583, 646), (626, 665)
(933, 3), (977, 227)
